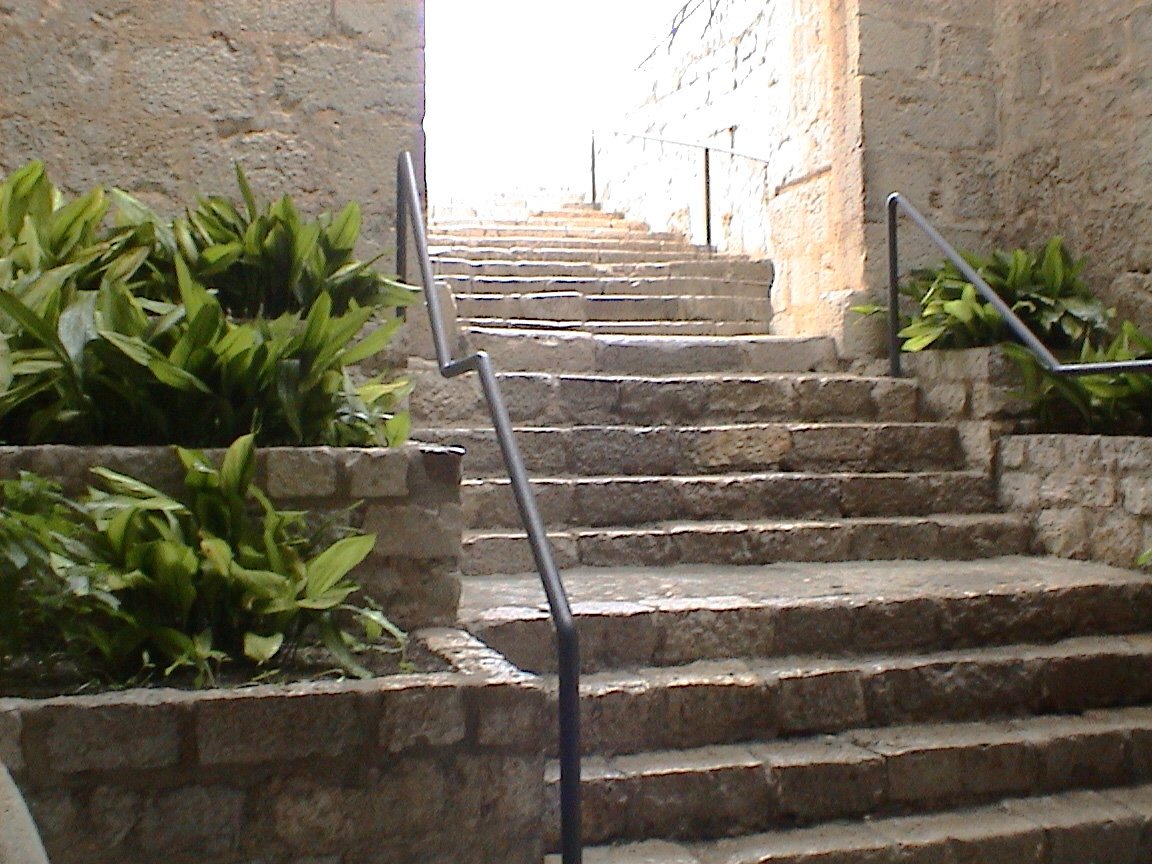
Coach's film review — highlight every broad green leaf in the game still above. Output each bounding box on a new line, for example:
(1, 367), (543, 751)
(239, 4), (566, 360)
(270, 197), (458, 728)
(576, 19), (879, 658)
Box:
(219, 432), (256, 498)
(243, 631), (284, 664)
(305, 532), (375, 599)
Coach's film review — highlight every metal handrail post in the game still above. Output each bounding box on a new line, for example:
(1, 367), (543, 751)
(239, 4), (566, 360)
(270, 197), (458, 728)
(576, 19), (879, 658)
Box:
(395, 152), (582, 864)
(885, 192), (1152, 379)
(886, 196), (903, 377)
(590, 133), (598, 206)
(703, 147), (713, 249)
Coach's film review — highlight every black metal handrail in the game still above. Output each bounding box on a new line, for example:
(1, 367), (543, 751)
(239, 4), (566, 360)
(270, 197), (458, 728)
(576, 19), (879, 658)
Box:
(887, 192), (1152, 378)
(592, 129), (771, 250)
(395, 152), (582, 864)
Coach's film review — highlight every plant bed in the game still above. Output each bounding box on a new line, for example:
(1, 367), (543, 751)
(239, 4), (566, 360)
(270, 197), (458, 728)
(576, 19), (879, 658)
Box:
(0, 628), (547, 864)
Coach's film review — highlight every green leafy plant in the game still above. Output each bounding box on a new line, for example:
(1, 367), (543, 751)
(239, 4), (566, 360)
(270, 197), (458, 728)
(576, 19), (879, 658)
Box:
(860, 237), (1113, 353)
(172, 166), (416, 318)
(0, 434), (405, 688)
(0, 161), (415, 447)
(1004, 322), (1152, 435)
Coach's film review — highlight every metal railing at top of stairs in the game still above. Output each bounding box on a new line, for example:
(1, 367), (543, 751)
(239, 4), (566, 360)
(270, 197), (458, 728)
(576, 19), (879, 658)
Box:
(886, 192), (1152, 379)
(591, 129), (772, 251)
(394, 152), (583, 864)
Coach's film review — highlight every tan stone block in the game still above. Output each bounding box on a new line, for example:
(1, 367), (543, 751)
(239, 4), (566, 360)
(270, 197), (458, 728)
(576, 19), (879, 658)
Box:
(195, 686), (363, 765)
(23, 693), (184, 774)
(1121, 476), (1152, 516)
(777, 669), (866, 734)
(344, 448), (410, 498)
(363, 502), (462, 558)
(760, 739), (886, 821)
(1034, 508), (1091, 558)
(265, 448), (339, 498)
(861, 15), (930, 75)
(470, 682), (547, 749)
(378, 685), (466, 752)
(137, 785), (245, 856)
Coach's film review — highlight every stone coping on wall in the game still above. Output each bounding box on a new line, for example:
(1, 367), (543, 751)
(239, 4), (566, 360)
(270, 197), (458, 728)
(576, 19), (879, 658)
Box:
(0, 628), (547, 864)
(999, 434), (1152, 570)
(0, 442), (465, 628)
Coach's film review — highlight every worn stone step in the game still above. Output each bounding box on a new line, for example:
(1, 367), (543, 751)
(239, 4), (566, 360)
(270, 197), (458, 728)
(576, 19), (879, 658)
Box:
(434, 217), (652, 232)
(462, 318), (769, 336)
(545, 709), (1152, 848)
(462, 558), (1152, 674)
(415, 422), (966, 478)
(461, 513), (1030, 576)
(463, 331), (835, 375)
(409, 369), (920, 427)
(432, 257), (774, 283)
(453, 292), (772, 324)
(551, 784), (1152, 863)
(428, 244), (717, 264)
(427, 228), (685, 245)
(542, 632), (1152, 758)
(462, 471), (995, 530)
(441, 274), (771, 301)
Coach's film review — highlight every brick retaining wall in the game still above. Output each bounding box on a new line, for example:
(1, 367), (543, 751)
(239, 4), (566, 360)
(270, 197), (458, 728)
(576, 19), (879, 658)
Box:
(0, 629), (546, 864)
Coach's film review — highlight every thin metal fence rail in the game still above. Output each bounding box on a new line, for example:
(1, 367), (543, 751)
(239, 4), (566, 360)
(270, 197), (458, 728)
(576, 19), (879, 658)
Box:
(395, 151), (583, 864)
(887, 192), (1152, 378)
(592, 129), (772, 251)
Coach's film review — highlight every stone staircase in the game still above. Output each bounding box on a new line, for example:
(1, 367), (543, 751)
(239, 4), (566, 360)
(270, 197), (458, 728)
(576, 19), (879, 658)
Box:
(413, 204), (1152, 862)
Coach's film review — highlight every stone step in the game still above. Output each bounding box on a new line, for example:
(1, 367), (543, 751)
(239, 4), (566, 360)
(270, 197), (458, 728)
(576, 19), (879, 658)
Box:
(432, 216), (651, 231)
(546, 709), (1152, 848)
(461, 513), (1030, 576)
(427, 234), (698, 252)
(461, 558), (1152, 674)
(430, 230), (681, 246)
(414, 422), (967, 477)
(551, 632), (1152, 758)
(453, 292), (772, 325)
(439, 273), (771, 300)
(429, 244), (717, 264)
(462, 318), (769, 336)
(550, 784), (1152, 863)
(432, 257), (774, 283)
(464, 331), (835, 375)
(409, 370), (921, 427)
(461, 470), (996, 530)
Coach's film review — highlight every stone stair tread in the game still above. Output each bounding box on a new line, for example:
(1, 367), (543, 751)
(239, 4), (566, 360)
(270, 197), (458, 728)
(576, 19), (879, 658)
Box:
(548, 784), (1152, 862)
(542, 709), (1152, 847)
(462, 318), (769, 334)
(460, 468), (988, 485)
(460, 556), (1148, 622)
(548, 707), (1152, 779)
(464, 511), (1025, 537)
(461, 513), (1030, 574)
(466, 328), (807, 347)
(460, 470), (996, 528)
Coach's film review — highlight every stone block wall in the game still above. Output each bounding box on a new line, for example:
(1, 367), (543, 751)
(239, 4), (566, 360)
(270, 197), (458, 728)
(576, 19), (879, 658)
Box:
(615, 0), (868, 354)
(619, 0), (1152, 356)
(858, 0), (1000, 284)
(0, 0), (424, 255)
(0, 443), (463, 628)
(999, 435), (1152, 569)
(0, 629), (547, 864)
(995, 0), (1152, 330)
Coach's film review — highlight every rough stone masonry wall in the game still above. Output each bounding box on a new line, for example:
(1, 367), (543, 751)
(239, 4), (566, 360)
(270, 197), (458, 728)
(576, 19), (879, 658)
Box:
(1000, 436), (1152, 570)
(0, 0), (424, 253)
(0, 629), (547, 864)
(856, 0), (999, 284)
(0, 444), (463, 628)
(620, 0), (869, 354)
(995, 0), (1152, 330)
